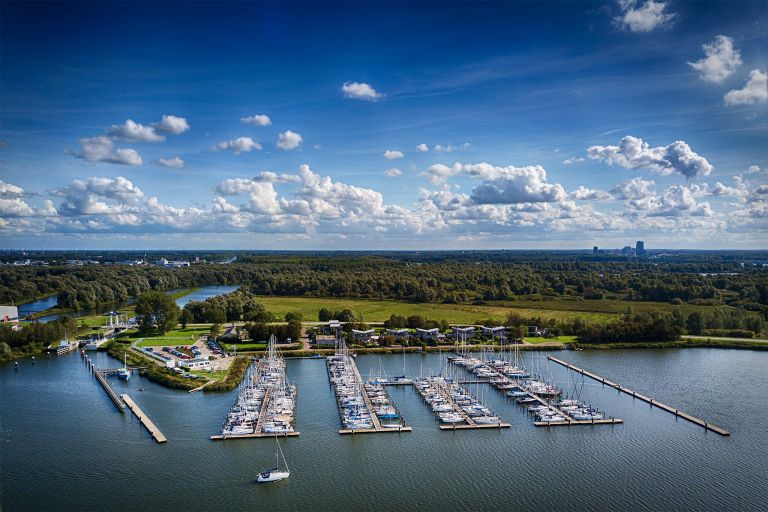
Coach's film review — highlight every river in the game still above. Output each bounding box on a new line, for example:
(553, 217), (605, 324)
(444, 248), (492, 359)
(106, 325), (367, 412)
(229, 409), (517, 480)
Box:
(1, 349), (766, 511)
(14, 285), (240, 322)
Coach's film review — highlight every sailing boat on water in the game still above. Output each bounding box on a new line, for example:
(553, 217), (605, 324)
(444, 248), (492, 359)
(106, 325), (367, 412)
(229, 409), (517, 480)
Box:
(117, 352), (131, 380)
(257, 436), (290, 483)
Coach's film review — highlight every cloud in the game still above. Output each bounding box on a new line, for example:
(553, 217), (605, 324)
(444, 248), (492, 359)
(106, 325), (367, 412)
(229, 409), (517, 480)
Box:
(434, 143), (471, 153)
(107, 119), (165, 143)
(0, 180), (27, 198)
(157, 157), (185, 168)
(384, 168), (402, 177)
(467, 165), (568, 205)
(276, 130), (303, 150)
(241, 114), (272, 126)
(341, 81), (383, 101)
(155, 115), (190, 134)
(383, 150), (404, 160)
(562, 156), (585, 165)
(253, 171), (301, 183)
(0, 198), (35, 217)
(724, 69), (768, 106)
(77, 136), (143, 166)
(588, 135), (713, 179)
(415, 143), (429, 153)
(748, 165), (766, 175)
(49, 176), (145, 216)
(710, 176), (749, 199)
(688, 35), (742, 83)
(570, 186), (612, 200)
(615, 0), (675, 32)
(213, 137), (262, 154)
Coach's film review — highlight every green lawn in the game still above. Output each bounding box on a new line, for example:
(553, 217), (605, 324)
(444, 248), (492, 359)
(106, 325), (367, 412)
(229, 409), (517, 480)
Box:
(524, 335), (578, 344)
(191, 369), (228, 380)
(220, 342), (267, 351)
(256, 296), (620, 324)
(137, 326), (211, 347)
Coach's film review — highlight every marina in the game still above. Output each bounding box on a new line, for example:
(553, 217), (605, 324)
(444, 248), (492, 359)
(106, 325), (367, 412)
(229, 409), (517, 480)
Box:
(1, 348), (761, 511)
(414, 377), (510, 430)
(215, 336), (298, 439)
(449, 347), (620, 427)
(327, 340), (412, 434)
(547, 356), (729, 436)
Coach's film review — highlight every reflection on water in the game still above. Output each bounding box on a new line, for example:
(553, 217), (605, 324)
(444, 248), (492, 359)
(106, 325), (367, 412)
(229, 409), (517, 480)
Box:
(1, 348), (766, 511)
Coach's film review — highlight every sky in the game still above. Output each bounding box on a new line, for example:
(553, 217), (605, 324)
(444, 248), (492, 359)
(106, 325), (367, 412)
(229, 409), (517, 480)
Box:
(0, 0), (766, 250)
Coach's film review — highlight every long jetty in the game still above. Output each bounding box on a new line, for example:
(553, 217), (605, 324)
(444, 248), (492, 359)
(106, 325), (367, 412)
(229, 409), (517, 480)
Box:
(121, 394), (167, 443)
(548, 356), (730, 436)
(93, 368), (125, 411)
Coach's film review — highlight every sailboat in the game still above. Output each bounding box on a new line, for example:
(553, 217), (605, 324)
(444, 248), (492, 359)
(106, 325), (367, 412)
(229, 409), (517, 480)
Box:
(117, 352), (131, 380)
(391, 348), (413, 384)
(257, 436), (290, 483)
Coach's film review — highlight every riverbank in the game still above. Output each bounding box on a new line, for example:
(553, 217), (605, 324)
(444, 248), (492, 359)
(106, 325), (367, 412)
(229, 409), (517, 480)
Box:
(571, 338), (768, 351)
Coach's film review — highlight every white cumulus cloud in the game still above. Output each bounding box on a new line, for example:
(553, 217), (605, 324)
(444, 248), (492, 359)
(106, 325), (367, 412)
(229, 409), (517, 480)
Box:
(341, 81), (383, 101)
(78, 136), (143, 166)
(213, 137), (262, 154)
(415, 143), (429, 153)
(157, 157), (185, 168)
(383, 150), (404, 160)
(107, 119), (165, 143)
(724, 69), (768, 106)
(688, 35), (742, 83)
(241, 114), (272, 126)
(155, 115), (190, 134)
(384, 168), (402, 177)
(588, 135), (713, 179)
(616, 0), (675, 33)
(276, 130), (303, 150)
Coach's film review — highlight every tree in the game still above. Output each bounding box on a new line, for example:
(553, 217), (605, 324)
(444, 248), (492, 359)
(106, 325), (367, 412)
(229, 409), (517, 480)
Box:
(181, 309), (194, 328)
(318, 308), (332, 321)
(135, 291), (180, 334)
(285, 312), (303, 323)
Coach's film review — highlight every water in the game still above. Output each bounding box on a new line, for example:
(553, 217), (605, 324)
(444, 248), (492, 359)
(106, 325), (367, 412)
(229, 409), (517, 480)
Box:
(16, 295), (59, 317)
(175, 285), (240, 308)
(16, 285), (239, 323)
(1, 349), (766, 511)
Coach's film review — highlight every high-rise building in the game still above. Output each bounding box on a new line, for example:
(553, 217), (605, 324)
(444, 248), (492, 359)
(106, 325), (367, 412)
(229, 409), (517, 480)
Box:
(593, 246), (598, 254)
(636, 240), (645, 256)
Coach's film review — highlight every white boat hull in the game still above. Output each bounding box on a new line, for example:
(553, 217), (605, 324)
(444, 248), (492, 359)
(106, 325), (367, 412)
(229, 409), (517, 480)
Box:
(258, 471), (290, 483)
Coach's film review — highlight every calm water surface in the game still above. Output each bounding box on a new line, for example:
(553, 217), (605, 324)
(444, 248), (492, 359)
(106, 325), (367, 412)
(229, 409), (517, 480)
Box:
(175, 285), (240, 308)
(1, 349), (766, 511)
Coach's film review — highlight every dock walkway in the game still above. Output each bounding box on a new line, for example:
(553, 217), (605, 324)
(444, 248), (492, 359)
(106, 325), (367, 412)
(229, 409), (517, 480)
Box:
(548, 356), (729, 436)
(93, 369), (125, 411)
(121, 394), (167, 443)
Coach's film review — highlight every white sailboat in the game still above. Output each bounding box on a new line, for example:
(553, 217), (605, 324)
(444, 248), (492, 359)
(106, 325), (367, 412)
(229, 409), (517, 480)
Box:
(257, 436), (290, 483)
(117, 352), (131, 380)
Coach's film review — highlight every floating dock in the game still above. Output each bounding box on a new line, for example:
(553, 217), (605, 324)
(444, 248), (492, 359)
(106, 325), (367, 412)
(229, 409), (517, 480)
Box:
(548, 356), (730, 436)
(121, 394), (167, 443)
(93, 369), (125, 411)
(413, 379), (510, 430)
(211, 431), (300, 440)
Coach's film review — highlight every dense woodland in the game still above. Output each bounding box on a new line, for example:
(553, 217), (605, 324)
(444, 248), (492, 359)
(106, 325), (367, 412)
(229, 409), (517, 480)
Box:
(2, 253), (768, 312)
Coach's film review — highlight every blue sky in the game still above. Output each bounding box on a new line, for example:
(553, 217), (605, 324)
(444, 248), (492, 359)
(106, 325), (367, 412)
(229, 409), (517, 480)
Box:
(1, 1), (766, 249)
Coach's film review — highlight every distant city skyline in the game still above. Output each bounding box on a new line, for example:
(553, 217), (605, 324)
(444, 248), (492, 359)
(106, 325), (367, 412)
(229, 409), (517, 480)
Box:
(1, 1), (766, 249)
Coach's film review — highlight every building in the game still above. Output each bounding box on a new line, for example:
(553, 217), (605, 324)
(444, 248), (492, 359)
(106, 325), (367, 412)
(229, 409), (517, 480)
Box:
(351, 329), (375, 342)
(0, 305), (20, 329)
(622, 246), (633, 255)
(313, 334), (337, 347)
(593, 246), (598, 254)
(481, 326), (506, 337)
(415, 327), (440, 340)
(452, 326), (475, 340)
(323, 320), (341, 334)
(636, 240), (645, 256)
(527, 326), (548, 337)
(386, 328), (410, 340)
(178, 358), (211, 370)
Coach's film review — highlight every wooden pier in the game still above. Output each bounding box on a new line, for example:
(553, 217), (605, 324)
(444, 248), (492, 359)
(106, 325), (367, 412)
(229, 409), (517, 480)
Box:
(339, 426), (413, 435)
(414, 379), (510, 430)
(121, 394), (167, 443)
(548, 356), (730, 436)
(93, 369), (125, 411)
(349, 359), (383, 430)
(534, 418), (624, 427)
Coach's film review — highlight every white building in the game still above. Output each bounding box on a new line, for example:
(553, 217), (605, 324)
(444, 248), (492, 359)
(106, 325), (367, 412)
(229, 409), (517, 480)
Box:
(482, 326), (506, 337)
(178, 358), (211, 370)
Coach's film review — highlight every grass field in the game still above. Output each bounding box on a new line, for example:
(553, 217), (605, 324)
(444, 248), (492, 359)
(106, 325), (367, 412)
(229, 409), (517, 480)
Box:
(137, 326), (210, 347)
(257, 296), (620, 324)
(524, 335), (578, 344)
(256, 295), (730, 325)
